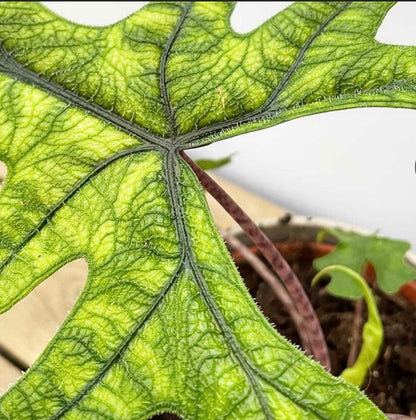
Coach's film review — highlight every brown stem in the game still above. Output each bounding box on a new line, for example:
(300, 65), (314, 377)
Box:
(221, 229), (312, 354)
(347, 298), (364, 367)
(181, 151), (331, 371)
(386, 415), (416, 420)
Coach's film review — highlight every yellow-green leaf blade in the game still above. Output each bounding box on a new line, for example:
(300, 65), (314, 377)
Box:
(1, 2), (410, 418)
(0, 155), (385, 419)
(2, 2), (416, 146)
(0, 1), (184, 136)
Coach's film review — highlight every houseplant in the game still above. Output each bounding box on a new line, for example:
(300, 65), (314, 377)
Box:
(0, 1), (416, 418)
(222, 214), (416, 416)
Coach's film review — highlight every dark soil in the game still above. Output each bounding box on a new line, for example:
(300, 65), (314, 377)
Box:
(239, 242), (416, 417)
(152, 241), (416, 418)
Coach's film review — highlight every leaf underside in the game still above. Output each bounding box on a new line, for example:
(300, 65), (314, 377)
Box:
(1, 1), (415, 418)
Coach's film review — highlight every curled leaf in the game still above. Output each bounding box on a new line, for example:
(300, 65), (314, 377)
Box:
(312, 265), (383, 387)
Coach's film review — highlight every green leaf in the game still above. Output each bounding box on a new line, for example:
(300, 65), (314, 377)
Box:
(2, 1), (415, 418)
(195, 154), (234, 170)
(312, 266), (383, 387)
(314, 229), (416, 299)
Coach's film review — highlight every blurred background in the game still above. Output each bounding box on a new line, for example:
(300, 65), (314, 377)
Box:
(43, 2), (416, 249)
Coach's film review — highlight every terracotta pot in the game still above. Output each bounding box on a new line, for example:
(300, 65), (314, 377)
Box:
(228, 214), (416, 305)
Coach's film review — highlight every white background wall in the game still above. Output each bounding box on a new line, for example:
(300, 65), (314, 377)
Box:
(43, 2), (416, 249)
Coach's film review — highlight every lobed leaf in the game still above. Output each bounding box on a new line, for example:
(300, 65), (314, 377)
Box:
(1, 1), (415, 418)
(314, 229), (416, 299)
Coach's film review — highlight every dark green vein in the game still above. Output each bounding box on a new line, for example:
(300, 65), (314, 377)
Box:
(49, 260), (185, 419)
(0, 2), (352, 153)
(168, 152), (330, 419)
(256, 2), (350, 113)
(165, 152), (273, 419)
(180, 75), (416, 149)
(159, 2), (192, 140)
(176, 2), (351, 147)
(2, 1), (413, 160)
(0, 44), (168, 150)
(0, 144), (155, 279)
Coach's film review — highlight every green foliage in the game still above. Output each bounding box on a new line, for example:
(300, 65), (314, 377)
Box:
(312, 265), (383, 387)
(314, 229), (416, 299)
(1, 1), (416, 418)
(194, 155), (234, 170)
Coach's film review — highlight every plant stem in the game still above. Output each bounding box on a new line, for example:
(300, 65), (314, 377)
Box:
(347, 298), (364, 367)
(221, 229), (312, 354)
(181, 151), (331, 371)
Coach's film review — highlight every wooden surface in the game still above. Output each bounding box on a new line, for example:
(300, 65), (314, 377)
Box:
(0, 356), (20, 395)
(0, 165), (285, 394)
(206, 174), (286, 229)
